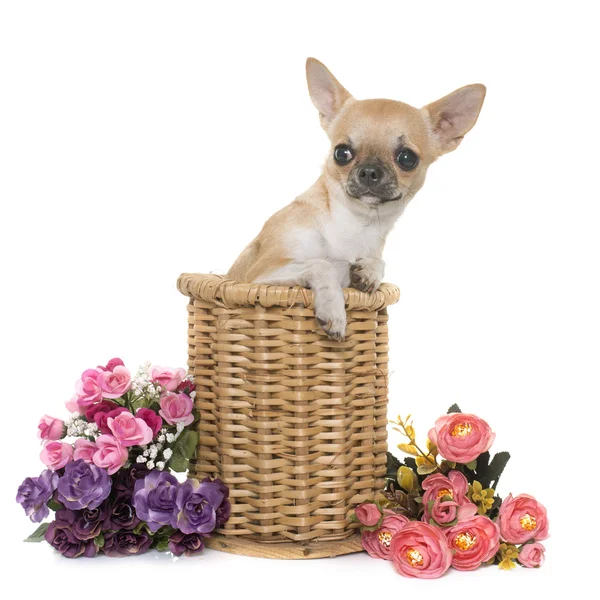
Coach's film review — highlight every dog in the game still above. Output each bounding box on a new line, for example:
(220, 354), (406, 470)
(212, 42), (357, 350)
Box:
(228, 58), (485, 340)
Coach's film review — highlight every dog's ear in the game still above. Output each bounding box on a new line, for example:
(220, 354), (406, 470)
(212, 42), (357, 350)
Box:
(306, 58), (353, 130)
(424, 84), (486, 155)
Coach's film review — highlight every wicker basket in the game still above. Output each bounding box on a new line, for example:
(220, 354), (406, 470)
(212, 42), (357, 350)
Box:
(177, 273), (400, 558)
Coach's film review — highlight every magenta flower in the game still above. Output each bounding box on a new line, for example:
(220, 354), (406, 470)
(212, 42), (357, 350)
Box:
(135, 408), (162, 437)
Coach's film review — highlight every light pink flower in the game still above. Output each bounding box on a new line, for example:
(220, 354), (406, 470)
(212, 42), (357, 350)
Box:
(150, 366), (187, 392)
(97, 358), (125, 372)
(159, 392), (194, 426)
(355, 503), (382, 527)
(75, 369), (103, 408)
(40, 441), (74, 470)
(421, 471), (475, 526)
(428, 413), (495, 464)
(390, 521), (453, 579)
(498, 493), (549, 544)
(518, 542), (545, 568)
(98, 365), (131, 399)
(107, 412), (153, 447)
(445, 515), (500, 571)
(37, 416), (64, 441)
(65, 396), (80, 413)
(93, 435), (128, 474)
(73, 439), (97, 463)
(362, 511), (410, 560)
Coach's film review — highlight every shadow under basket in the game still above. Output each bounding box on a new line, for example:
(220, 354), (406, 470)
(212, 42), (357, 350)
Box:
(177, 273), (400, 559)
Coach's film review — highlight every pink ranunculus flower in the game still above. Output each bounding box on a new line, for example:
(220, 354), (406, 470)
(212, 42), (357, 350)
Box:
(428, 413), (495, 464)
(40, 441), (74, 470)
(159, 392), (194, 426)
(518, 542), (546, 568)
(93, 435), (128, 475)
(75, 369), (103, 408)
(37, 416), (64, 441)
(98, 365), (131, 399)
(421, 471), (475, 525)
(73, 438), (97, 463)
(107, 412), (153, 447)
(390, 521), (453, 579)
(498, 493), (549, 544)
(135, 408), (162, 437)
(355, 503), (382, 527)
(445, 514), (501, 571)
(150, 366), (187, 392)
(362, 511), (410, 560)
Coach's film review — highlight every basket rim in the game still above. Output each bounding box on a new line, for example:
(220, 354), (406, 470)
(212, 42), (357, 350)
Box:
(177, 273), (400, 310)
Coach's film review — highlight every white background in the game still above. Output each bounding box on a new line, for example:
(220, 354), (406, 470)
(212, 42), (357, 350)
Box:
(1, 0), (598, 596)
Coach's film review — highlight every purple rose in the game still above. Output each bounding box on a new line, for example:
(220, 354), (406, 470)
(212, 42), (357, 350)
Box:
(45, 511), (98, 558)
(114, 464), (149, 493)
(132, 470), (179, 532)
(57, 459), (112, 510)
(168, 531), (204, 557)
(102, 529), (152, 557)
(202, 477), (230, 528)
(65, 502), (112, 540)
(175, 479), (226, 534)
(104, 491), (139, 531)
(16, 469), (58, 522)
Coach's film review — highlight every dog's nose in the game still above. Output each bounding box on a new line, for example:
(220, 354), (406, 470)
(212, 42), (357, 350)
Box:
(358, 165), (383, 185)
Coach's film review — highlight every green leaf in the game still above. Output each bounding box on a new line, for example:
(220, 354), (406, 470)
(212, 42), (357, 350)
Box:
(47, 498), (64, 512)
(169, 429), (199, 472)
(169, 452), (189, 473)
(487, 451), (511, 490)
(465, 459), (477, 470)
(447, 404), (462, 414)
(94, 532), (105, 549)
(155, 538), (170, 552)
(386, 452), (402, 480)
(24, 522), (50, 543)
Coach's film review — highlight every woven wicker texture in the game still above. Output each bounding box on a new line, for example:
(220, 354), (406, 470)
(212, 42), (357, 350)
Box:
(177, 273), (399, 544)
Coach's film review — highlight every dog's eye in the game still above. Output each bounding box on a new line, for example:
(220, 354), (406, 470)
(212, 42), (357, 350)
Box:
(396, 148), (419, 171)
(333, 145), (354, 165)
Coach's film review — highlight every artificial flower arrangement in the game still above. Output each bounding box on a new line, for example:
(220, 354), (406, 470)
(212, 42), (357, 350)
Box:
(352, 405), (549, 578)
(16, 358), (230, 558)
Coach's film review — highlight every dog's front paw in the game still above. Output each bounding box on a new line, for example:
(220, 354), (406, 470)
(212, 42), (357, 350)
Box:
(350, 258), (385, 293)
(314, 290), (347, 341)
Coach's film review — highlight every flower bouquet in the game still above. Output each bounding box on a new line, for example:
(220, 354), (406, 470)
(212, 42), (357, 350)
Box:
(353, 404), (549, 578)
(16, 358), (230, 558)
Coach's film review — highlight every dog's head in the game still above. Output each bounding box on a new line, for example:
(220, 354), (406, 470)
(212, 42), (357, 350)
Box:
(306, 58), (486, 208)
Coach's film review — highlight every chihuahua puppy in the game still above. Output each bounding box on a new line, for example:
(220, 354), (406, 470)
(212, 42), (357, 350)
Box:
(228, 58), (485, 340)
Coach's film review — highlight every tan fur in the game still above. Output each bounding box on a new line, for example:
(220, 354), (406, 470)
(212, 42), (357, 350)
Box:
(226, 58), (485, 339)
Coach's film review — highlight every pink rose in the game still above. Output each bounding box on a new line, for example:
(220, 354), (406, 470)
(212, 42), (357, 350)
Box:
(91, 404), (129, 435)
(445, 515), (500, 571)
(355, 503), (382, 527)
(150, 366), (187, 391)
(40, 441), (74, 470)
(421, 471), (475, 525)
(136, 408), (163, 437)
(73, 438), (97, 463)
(98, 365), (131, 399)
(65, 396), (79, 413)
(390, 522), (453, 579)
(107, 412), (153, 447)
(93, 435), (128, 475)
(362, 511), (410, 560)
(518, 542), (546, 568)
(37, 416), (64, 441)
(75, 369), (103, 408)
(159, 392), (194, 426)
(428, 413), (495, 464)
(98, 358), (125, 372)
(498, 493), (549, 544)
